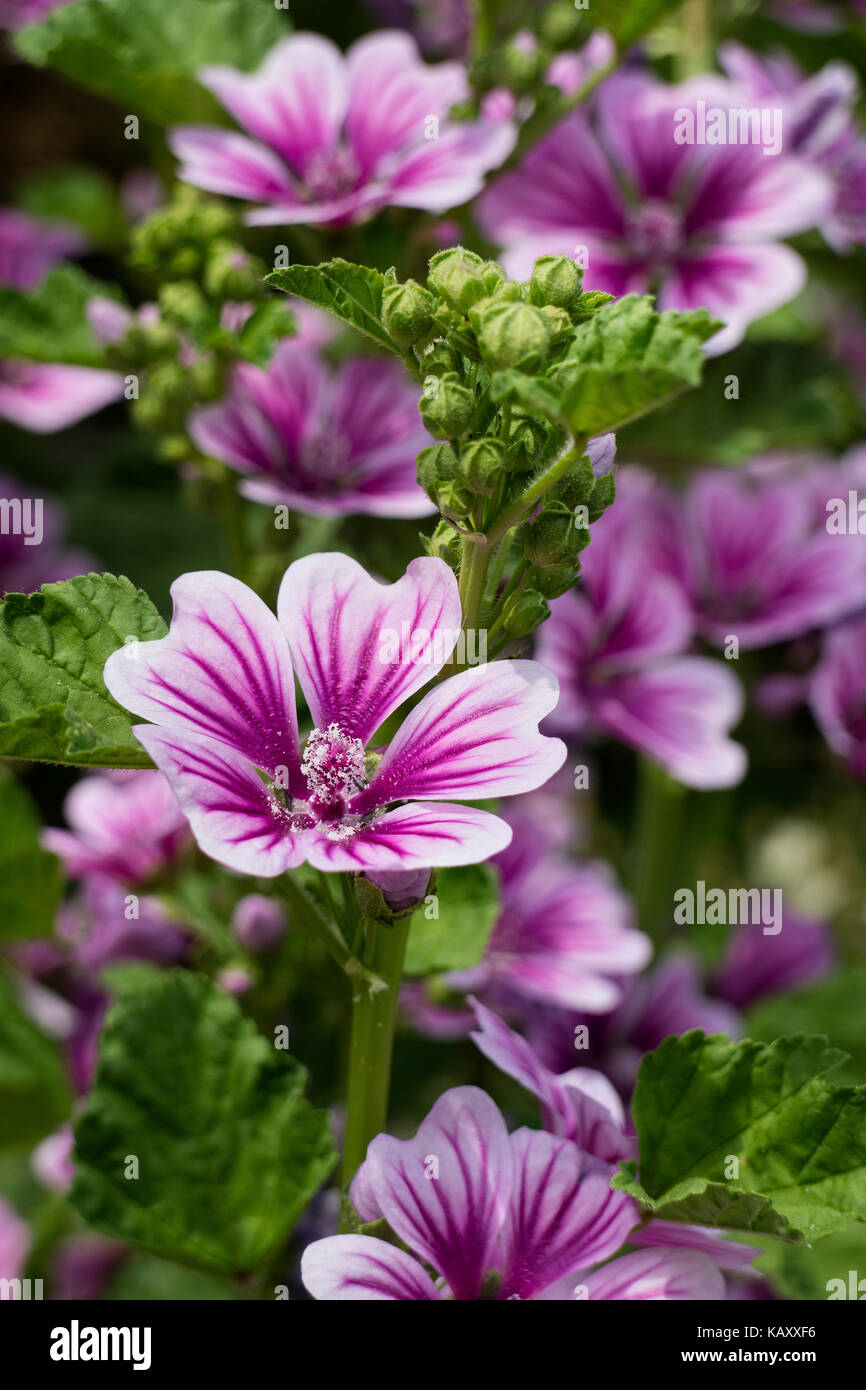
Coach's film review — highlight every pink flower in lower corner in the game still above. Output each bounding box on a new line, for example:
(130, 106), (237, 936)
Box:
(301, 1086), (725, 1300)
(169, 30), (514, 227)
(103, 554), (566, 876)
(189, 340), (434, 519)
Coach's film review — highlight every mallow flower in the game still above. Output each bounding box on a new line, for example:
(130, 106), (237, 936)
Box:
(810, 613), (866, 779)
(42, 769), (191, 884)
(103, 554), (566, 876)
(189, 339), (435, 518)
(0, 472), (95, 595)
(478, 71), (831, 353)
(301, 1086), (725, 1299)
(0, 208), (122, 433)
(169, 30), (514, 227)
(535, 471), (747, 789)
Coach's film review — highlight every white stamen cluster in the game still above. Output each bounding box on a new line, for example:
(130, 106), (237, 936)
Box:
(301, 722), (367, 809)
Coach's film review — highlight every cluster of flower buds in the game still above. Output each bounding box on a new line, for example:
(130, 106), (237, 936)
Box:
(109, 186), (279, 441)
(384, 247), (616, 645)
(469, 4), (587, 100)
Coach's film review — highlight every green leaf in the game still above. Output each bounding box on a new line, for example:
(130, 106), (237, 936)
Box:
(0, 573), (166, 768)
(590, 0), (688, 46)
(756, 1220), (866, 1300)
(747, 968), (866, 1089)
(615, 1030), (866, 1241)
(550, 295), (721, 435)
(14, 0), (288, 126)
(267, 260), (412, 365)
(70, 970), (337, 1274)
(0, 970), (72, 1148)
(17, 165), (126, 248)
(613, 1162), (802, 1242)
(0, 769), (63, 943)
(489, 369), (568, 428)
(236, 299), (296, 367)
(0, 266), (123, 366)
(105, 1251), (234, 1301)
(405, 863), (499, 975)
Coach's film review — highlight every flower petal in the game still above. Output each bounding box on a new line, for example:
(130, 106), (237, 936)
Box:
(0, 363), (123, 433)
(301, 1234), (441, 1300)
(582, 1247), (725, 1301)
(133, 726), (303, 878)
(631, 1220), (762, 1272)
(303, 802), (511, 874)
(345, 31), (466, 176)
(499, 1129), (638, 1299)
(277, 553), (461, 743)
(359, 1085), (513, 1301)
(658, 242), (809, 355)
(200, 34), (348, 173)
(358, 659), (566, 808)
(104, 570), (301, 781)
(168, 126), (298, 203)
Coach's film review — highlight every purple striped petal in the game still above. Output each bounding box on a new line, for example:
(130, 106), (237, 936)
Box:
(303, 802), (511, 873)
(358, 660), (566, 808)
(200, 35), (348, 173)
(301, 1235), (441, 1300)
(359, 1086), (513, 1301)
(499, 1129), (638, 1300)
(104, 570), (301, 781)
(133, 726), (304, 877)
(168, 126), (299, 202)
(581, 1248), (725, 1300)
(631, 1220), (762, 1272)
(345, 31), (466, 175)
(277, 553), (462, 743)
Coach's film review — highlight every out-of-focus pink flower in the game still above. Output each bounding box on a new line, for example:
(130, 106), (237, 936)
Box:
(31, 1124), (75, 1193)
(0, 207), (83, 290)
(169, 31), (514, 226)
(51, 1235), (127, 1301)
(43, 769), (191, 884)
(479, 71), (831, 354)
(546, 32), (615, 97)
(104, 555), (566, 876)
(232, 893), (287, 951)
(714, 910), (835, 1009)
(811, 613), (866, 777)
(0, 471), (95, 593)
(54, 876), (190, 972)
(536, 471), (747, 788)
(189, 341), (435, 519)
(0, 360), (123, 433)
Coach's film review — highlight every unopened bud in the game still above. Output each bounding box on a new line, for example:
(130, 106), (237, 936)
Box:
(419, 372), (474, 439)
(523, 500), (587, 570)
(232, 894), (286, 952)
(455, 438), (505, 495)
(382, 279), (435, 349)
(530, 254), (582, 308)
(417, 443), (458, 504)
(470, 299), (550, 372)
(501, 587), (550, 640)
(427, 246), (488, 314)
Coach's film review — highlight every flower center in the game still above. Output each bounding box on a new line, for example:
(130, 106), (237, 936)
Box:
(296, 429), (352, 488)
(302, 147), (361, 202)
(301, 722), (367, 814)
(625, 199), (684, 267)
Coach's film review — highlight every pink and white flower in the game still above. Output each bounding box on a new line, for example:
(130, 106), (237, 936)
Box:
(42, 769), (191, 883)
(301, 1086), (724, 1300)
(189, 340), (434, 518)
(169, 30), (514, 227)
(103, 554), (566, 876)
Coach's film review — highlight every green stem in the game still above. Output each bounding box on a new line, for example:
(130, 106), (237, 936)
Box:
(458, 533), (491, 635)
(509, 54), (619, 164)
(488, 440), (585, 546)
(631, 757), (688, 947)
(277, 872), (353, 971)
(340, 915), (411, 1208)
(677, 0), (713, 79)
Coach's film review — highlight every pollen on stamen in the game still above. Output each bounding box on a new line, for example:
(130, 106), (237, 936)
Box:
(301, 722), (367, 810)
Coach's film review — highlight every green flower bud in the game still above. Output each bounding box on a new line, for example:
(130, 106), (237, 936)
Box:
(417, 442), (458, 504)
(427, 247), (488, 314)
(523, 500), (587, 570)
(494, 281), (529, 302)
(423, 519), (462, 565)
(469, 300), (551, 372)
(419, 372), (474, 440)
(533, 563), (580, 599)
(540, 305), (573, 347)
(530, 255), (582, 308)
(158, 280), (209, 331)
(501, 587), (550, 640)
(588, 471), (616, 522)
(480, 261), (507, 295)
(437, 479), (475, 517)
(455, 437), (505, 495)
(421, 340), (463, 376)
(500, 39), (541, 91)
(203, 241), (263, 301)
(382, 278), (435, 350)
(551, 454), (596, 510)
(132, 362), (195, 432)
(540, 1), (582, 46)
(190, 357), (224, 402)
(505, 417), (548, 471)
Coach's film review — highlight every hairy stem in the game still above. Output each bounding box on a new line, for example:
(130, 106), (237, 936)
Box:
(488, 439), (585, 545)
(340, 915), (411, 1208)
